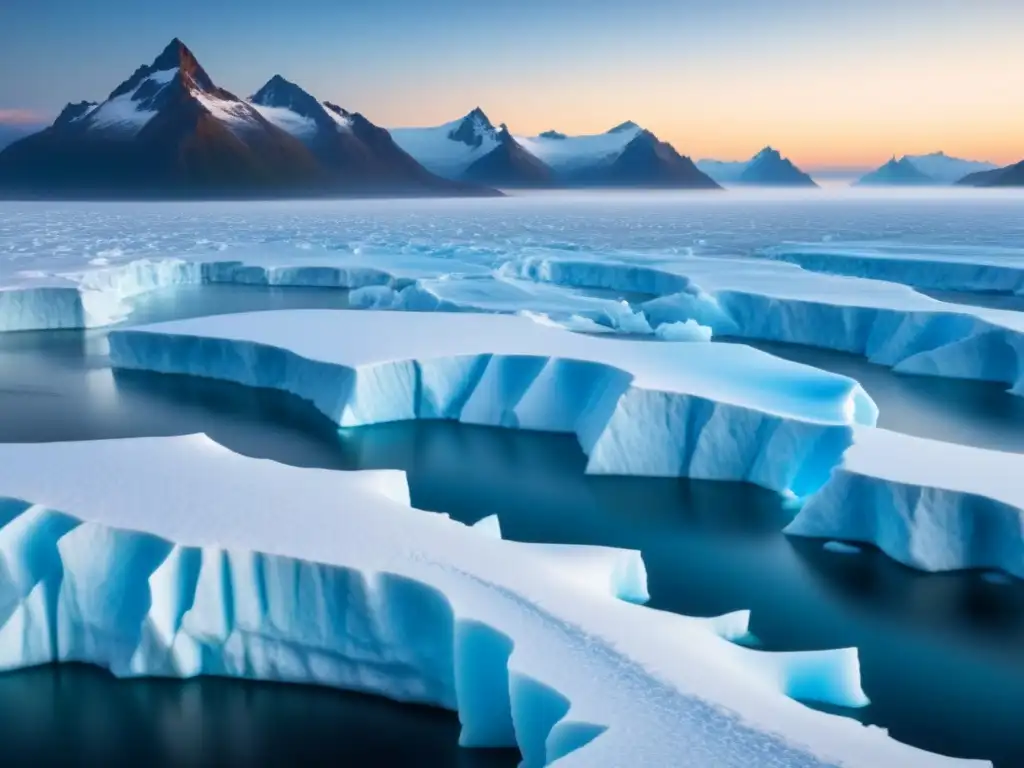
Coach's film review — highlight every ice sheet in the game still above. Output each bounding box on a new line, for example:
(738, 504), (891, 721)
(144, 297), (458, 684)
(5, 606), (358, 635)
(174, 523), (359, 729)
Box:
(0, 434), (984, 767)
(107, 309), (878, 496)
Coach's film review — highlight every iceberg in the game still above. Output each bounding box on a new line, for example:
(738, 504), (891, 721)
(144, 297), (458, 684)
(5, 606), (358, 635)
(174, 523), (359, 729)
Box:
(787, 427), (1024, 580)
(107, 309), (878, 497)
(500, 255), (1024, 395)
(0, 434), (986, 766)
(763, 243), (1024, 295)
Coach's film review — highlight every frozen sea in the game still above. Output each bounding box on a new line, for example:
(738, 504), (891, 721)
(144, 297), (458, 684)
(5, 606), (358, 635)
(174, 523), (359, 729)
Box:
(2, 189), (1024, 766)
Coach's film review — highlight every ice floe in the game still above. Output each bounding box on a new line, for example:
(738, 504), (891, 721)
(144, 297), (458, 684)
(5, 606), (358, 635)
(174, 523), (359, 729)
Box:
(788, 427), (1024, 580)
(0, 434), (984, 767)
(107, 309), (877, 496)
(764, 243), (1024, 295)
(500, 254), (1024, 395)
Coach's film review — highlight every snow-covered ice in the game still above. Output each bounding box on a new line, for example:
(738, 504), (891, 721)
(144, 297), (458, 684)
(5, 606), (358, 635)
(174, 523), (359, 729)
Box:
(764, 243), (1024, 295)
(107, 309), (877, 496)
(501, 254), (1024, 395)
(0, 434), (986, 767)
(787, 427), (1024, 579)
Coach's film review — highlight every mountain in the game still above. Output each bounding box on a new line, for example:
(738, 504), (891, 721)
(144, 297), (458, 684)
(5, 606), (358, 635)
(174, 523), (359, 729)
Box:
(958, 159), (1024, 187)
(462, 125), (554, 187)
(0, 121), (48, 151)
(903, 152), (997, 184)
(855, 157), (937, 186)
(516, 122), (719, 189)
(739, 147), (816, 186)
(0, 40), (494, 199)
(390, 108), (552, 187)
(248, 75), (486, 195)
(697, 147), (817, 186)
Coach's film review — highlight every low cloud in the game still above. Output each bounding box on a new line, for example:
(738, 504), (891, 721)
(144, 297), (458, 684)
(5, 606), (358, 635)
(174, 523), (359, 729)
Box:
(0, 109), (47, 125)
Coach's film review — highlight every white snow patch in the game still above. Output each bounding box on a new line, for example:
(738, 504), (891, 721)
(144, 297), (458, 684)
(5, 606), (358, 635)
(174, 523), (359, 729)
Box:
(515, 126), (642, 172)
(248, 103), (318, 138)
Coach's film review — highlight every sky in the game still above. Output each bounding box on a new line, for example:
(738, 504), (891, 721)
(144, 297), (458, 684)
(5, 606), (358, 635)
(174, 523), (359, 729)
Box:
(1, 0), (1022, 169)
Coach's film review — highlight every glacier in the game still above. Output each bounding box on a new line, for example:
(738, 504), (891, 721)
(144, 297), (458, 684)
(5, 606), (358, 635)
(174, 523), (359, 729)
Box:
(763, 243), (1024, 295)
(0, 433), (987, 767)
(106, 309), (878, 497)
(787, 427), (1024, 580)
(499, 254), (1024, 395)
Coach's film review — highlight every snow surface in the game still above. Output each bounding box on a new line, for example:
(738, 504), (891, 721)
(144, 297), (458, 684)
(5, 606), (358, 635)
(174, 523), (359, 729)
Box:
(0, 433), (981, 767)
(191, 90), (261, 131)
(107, 309), (878, 496)
(84, 68), (179, 134)
(248, 103), (318, 138)
(788, 427), (1024, 579)
(390, 116), (500, 178)
(500, 254), (1024, 395)
(764, 242), (1024, 295)
(515, 125), (642, 172)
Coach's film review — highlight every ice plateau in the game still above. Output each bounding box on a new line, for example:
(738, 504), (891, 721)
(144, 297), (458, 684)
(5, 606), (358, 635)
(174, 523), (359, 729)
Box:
(0, 434), (988, 766)
(788, 427), (1024, 580)
(107, 309), (878, 497)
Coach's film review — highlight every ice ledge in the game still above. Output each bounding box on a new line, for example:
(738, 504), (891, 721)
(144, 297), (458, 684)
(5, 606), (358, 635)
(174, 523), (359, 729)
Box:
(500, 256), (1024, 395)
(787, 427), (1024, 579)
(107, 310), (878, 496)
(0, 435), (983, 767)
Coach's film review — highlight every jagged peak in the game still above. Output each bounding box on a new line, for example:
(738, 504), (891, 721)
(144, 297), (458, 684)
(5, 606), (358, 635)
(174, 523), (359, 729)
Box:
(448, 107), (496, 147)
(323, 101), (352, 118)
(53, 101), (98, 128)
(607, 120), (640, 134)
(251, 74), (318, 109)
(752, 146), (784, 161)
(107, 37), (214, 102)
(463, 106), (492, 126)
(538, 130), (566, 140)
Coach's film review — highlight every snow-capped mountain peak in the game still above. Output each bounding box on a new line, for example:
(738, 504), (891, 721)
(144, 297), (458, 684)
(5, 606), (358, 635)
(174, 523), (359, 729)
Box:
(447, 107), (497, 148)
(53, 101), (99, 128)
(607, 120), (640, 134)
(251, 75), (323, 120)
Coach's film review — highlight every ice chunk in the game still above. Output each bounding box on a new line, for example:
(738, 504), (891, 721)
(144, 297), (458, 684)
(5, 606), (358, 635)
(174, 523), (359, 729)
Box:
(787, 427), (1024, 579)
(0, 435), (983, 766)
(107, 310), (877, 495)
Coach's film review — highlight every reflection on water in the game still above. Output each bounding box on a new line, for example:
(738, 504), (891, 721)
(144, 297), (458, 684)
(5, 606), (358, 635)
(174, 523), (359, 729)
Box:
(0, 664), (516, 768)
(2, 287), (1024, 765)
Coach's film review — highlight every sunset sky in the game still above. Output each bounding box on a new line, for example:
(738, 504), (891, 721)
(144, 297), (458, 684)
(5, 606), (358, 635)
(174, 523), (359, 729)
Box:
(1, 0), (1022, 169)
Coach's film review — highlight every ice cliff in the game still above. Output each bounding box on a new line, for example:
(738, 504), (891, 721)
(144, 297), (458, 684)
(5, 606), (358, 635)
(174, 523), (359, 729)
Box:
(0, 434), (985, 767)
(106, 310), (878, 497)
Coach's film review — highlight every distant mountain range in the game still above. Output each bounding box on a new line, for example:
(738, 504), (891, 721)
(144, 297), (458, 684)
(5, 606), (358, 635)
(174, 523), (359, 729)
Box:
(856, 152), (999, 186)
(2, 38), (1019, 197)
(391, 111), (719, 189)
(0, 40), (492, 199)
(697, 148), (817, 186)
(958, 159), (1024, 187)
